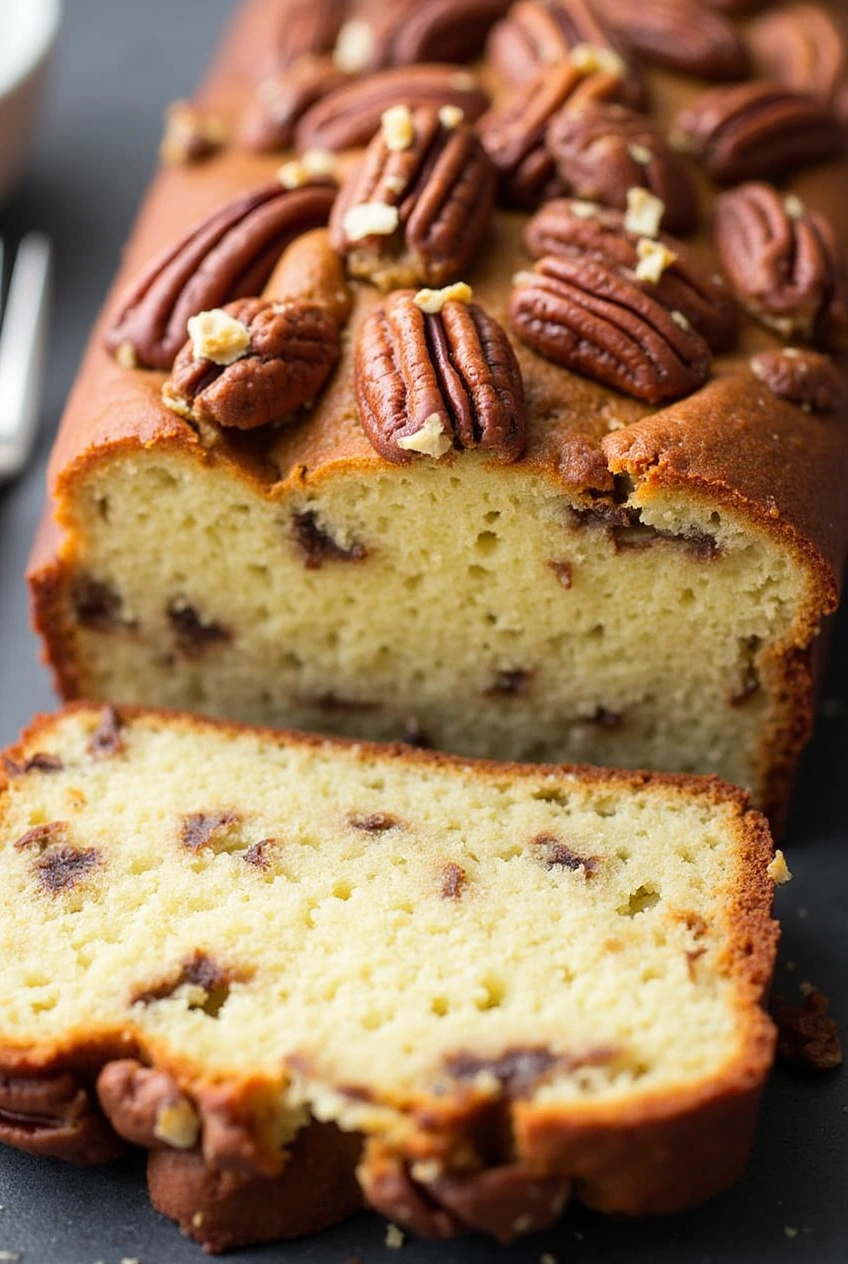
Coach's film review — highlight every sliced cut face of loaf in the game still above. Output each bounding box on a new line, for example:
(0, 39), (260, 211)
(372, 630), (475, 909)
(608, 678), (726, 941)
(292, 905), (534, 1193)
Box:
(0, 706), (778, 1248)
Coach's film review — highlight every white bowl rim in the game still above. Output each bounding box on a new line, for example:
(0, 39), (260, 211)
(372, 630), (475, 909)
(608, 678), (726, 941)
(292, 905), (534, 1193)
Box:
(0, 0), (62, 100)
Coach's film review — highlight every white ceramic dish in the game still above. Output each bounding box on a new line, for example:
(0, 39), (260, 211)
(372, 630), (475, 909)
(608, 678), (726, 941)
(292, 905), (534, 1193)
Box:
(0, 0), (61, 206)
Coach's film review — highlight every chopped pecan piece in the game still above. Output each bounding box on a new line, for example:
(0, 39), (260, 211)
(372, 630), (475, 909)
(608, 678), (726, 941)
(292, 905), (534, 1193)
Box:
(355, 288), (526, 463)
(181, 811), (242, 852)
(478, 60), (626, 208)
(160, 100), (227, 165)
(592, 0), (748, 81)
(329, 106), (495, 290)
(295, 64), (488, 152)
(715, 183), (848, 344)
(88, 706), (125, 759)
(486, 0), (644, 108)
(163, 297), (340, 430)
(360, 1144), (570, 1242)
(293, 510), (368, 567)
(671, 82), (845, 184)
(531, 833), (598, 873)
(751, 348), (845, 415)
(333, 0), (511, 71)
(4, 751), (64, 776)
(772, 989), (843, 1071)
(525, 199), (737, 351)
(104, 182), (336, 371)
(239, 57), (349, 152)
(545, 102), (699, 235)
(440, 861), (467, 899)
(349, 812), (402, 832)
(509, 255), (711, 403)
(750, 4), (848, 129)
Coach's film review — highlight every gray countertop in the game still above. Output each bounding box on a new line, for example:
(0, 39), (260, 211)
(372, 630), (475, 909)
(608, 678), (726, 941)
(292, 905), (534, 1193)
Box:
(1, 3), (847, 1261)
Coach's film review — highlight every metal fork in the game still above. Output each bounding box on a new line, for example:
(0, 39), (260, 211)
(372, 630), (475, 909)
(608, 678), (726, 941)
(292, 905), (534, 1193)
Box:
(0, 234), (53, 483)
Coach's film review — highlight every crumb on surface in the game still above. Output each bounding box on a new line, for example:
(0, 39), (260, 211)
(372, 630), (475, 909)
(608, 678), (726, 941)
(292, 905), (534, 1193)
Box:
(385, 1223), (406, 1248)
(767, 849), (792, 885)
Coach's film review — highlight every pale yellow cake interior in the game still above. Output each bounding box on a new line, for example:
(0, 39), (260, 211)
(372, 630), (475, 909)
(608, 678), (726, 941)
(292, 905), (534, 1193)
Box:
(0, 709), (765, 1142)
(57, 448), (808, 804)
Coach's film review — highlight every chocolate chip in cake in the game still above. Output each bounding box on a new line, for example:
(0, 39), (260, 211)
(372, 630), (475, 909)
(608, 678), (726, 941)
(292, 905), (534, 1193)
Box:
(34, 846), (100, 894)
(305, 692), (380, 713)
(167, 600), (231, 658)
(486, 669), (532, 698)
(180, 811), (243, 852)
(440, 862), (467, 900)
(402, 716), (433, 748)
(4, 752), (64, 776)
(88, 707), (125, 759)
(349, 811), (402, 832)
(580, 706), (623, 729)
(444, 1047), (560, 1097)
(292, 510), (367, 568)
(71, 575), (135, 631)
(532, 834), (598, 875)
(132, 950), (244, 1018)
(549, 560), (573, 590)
(243, 839), (276, 869)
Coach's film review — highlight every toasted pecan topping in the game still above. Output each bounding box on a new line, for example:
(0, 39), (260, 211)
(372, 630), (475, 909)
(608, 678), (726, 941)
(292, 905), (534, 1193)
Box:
(715, 183), (848, 345)
(671, 82), (845, 184)
(750, 4), (848, 128)
(509, 254), (711, 403)
(592, 0), (748, 81)
(295, 64), (489, 153)
(333, 0), (511, 72)
(525, 199), (737, 351)
(355, 289), (526, 463)
(545, 102), (699, 235)
(163, 296), (340, 431)
(477, 60), (623, 209)
(487, 0), (644, 108)
(751, 348), (845, 415)
(160, 100), (227, 165)
(329, 106), (495, 290)
(104, 182), (336, 371)
(240, 58), (349, 153)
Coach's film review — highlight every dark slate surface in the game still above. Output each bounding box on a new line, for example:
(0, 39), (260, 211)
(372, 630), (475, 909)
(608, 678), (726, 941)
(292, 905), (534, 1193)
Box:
(0, 2), (846, 1260)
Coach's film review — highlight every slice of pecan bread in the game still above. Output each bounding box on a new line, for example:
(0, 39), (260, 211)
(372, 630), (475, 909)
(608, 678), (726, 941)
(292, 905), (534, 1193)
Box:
(0, 705), (778, 1251)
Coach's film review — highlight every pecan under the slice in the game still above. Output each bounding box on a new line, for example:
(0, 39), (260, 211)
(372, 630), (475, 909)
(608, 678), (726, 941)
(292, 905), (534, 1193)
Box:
(525, 199), (737, 351)
(750, 4), (848, 129)
(478, 61), (623, 209)
(163, 297), (339, 430)
(105, 182), (337, 371)
(97, 1060), (199, 1150)
(239, 57), (349, 152)
(592, 0), (748, 81)
(486, 0), (644, 109)
(355, 289), (526, 463)
(509, 254), (711, 402)
(334, 0), (512, 72)
(0, 1071), (123, 1164)
(545, 101), (699, 234)
(295, 64), (488, 152)
(329, 107), (494, 290)
(671, 81), (845, 184)
(751, 348), (845, 414)
(715, 182), (848, 344)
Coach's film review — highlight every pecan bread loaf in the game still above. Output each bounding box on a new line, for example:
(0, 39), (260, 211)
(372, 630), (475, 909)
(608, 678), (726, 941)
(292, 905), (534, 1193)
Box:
(29, 0), (848, 825)
(0, 704), (778, 1251)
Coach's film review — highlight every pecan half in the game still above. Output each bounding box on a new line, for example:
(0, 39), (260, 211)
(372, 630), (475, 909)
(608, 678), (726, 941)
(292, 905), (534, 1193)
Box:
(239, 57), (349, 152)
(525, 199), (737, 350)
(355, 288), (526, 463)
(478, 61), (623, 208)
(486, 0), (644, 109)
(105, 182), (337, 371)
(751, 348), (845, 414)
(97, 1060), (199, 1150)
(267, 0), (347, 72)
(714, 182), (848, 344)
(750, 4), (848, 129)
(509, 255), (711, 402)
(671, 82), (845, 183)
(0, 1071), (123, 1164)
(545, 101), (699, 234)
(163, 297), (339, 430)
(592, 0), (748, 81)
(333, 0), (512, 72)
(295, 64), (488, 152)
(329, 107), (495, 290)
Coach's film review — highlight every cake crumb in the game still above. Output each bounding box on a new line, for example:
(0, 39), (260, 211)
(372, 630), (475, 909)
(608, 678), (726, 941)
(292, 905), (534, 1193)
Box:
(187, 309), (250, 366)
(767, 850), (792, 885)
(624, 187), (665, 238)
(784, 1226), (799, 1238)
(439, 105), (464, 129)
(396, 414), (452, 458)
(541, 1254), (558, 1264)
(385, 1223), (406, 1248)
(192, 1211), (204, 1228)
(382, 105), (415, 152)
(343, 202), (400, 242)
(772, 989), (843, 1071)
(0, 1252), (21, 1261)
(797, 906), (809, 919)
(635, 237), (677, 283)
(414, 282), (472, 313)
